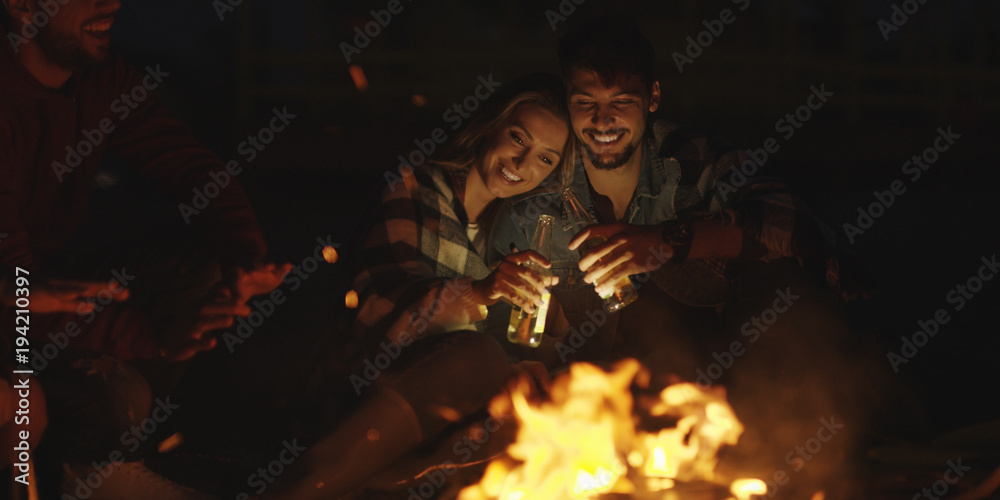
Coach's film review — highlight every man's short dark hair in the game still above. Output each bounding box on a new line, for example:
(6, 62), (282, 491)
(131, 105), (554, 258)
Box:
(557, 17), (656, 91)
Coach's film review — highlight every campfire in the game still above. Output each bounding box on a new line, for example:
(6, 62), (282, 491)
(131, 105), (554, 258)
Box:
(457, 359), (770, 500)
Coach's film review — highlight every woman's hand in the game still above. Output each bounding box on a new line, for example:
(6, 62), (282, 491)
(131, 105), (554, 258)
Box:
(471, 250), (558, 312)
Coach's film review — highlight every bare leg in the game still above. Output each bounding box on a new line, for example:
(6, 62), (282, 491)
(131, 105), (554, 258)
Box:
(265, 331), (511, 499)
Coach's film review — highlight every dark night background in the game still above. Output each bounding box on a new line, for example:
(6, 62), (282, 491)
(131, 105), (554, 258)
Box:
(62, 0), (1000, 497)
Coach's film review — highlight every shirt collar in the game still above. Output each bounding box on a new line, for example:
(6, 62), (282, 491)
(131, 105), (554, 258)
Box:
(515, 133), (664, 214)
(613, 136), (665, 222)
(637, 135), (668, 199)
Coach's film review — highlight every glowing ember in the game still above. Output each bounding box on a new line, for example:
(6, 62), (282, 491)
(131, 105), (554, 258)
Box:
(322, 245), (338, 263)
(157, 432), (184, 453)
(345, 290), (359, 308)
(349, 64), (369, 92)
(459, 358), (764, 500)
(412, 94), (429, 107)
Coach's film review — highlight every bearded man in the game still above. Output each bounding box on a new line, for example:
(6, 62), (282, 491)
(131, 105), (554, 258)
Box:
(0, 1), (288, 497)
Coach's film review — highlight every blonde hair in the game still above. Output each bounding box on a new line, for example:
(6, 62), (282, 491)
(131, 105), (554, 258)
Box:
(434, 74), (574, 196)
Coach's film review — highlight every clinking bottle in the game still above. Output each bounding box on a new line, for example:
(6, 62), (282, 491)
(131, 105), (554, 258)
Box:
(561, 187), (639, 312)
(507, 214), (554, 347)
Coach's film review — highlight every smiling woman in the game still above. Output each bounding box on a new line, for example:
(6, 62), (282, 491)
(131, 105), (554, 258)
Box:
(269, 74), (573, 499)
(435, 75), (572, 228)
(471, 103), (567, 201)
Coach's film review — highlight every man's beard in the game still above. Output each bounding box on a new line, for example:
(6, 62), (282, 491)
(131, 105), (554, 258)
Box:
(582, 137), (639, 170)
(35, 26), (108, 71)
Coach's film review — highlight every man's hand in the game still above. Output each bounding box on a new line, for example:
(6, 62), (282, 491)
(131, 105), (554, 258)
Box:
(159, 290), (250, 361)
(0, 276), (128, 314)
(226, 262), (293, 304)
(568, 223), (672, 298)
(471, 251), (558, 313)
(160, 262), (291, 362)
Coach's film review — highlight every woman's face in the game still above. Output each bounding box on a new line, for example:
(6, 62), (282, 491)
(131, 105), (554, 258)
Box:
(474, 103), (569, 199)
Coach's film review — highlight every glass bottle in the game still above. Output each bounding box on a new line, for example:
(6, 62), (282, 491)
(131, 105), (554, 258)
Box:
(507, 214), (554, 347)
(561, 187), (639, 312)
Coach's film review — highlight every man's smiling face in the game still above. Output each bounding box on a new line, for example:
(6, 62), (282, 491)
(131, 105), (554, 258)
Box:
(567, 67), (660, 170)
(30, 0), (121, 70)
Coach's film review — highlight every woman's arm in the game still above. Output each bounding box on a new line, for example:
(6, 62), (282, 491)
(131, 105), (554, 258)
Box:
(350, 171), (553, 349)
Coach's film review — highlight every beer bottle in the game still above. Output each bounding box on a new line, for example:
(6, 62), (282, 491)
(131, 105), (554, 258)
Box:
(507, 214), (554, 347)
(561, 187), (638, 312)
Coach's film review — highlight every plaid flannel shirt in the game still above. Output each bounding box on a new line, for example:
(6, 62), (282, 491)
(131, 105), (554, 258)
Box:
(644, 120), (837, 288)
(350, 164), (492, 350)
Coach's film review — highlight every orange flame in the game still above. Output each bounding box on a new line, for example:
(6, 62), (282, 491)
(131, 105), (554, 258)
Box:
(459, 359), (764, 500)
(731, 478), (768, 499)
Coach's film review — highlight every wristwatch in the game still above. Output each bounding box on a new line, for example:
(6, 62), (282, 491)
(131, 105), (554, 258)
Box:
(661, 220), (692, 263)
